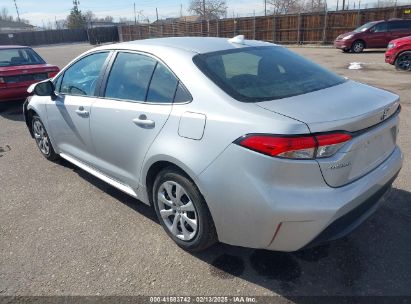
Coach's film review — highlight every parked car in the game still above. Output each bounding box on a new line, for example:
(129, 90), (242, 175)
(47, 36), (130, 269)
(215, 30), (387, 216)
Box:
(385, 35), (411, 70)
(334, 19), (411, 53)
(24, 37), (402, 252)
(0, 45), (59, 102)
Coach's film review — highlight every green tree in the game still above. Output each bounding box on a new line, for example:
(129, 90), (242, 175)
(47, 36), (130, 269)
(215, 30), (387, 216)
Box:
(67, 2), (86, 29)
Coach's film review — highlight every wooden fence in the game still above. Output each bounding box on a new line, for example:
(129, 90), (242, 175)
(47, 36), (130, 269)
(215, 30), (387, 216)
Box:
(0, 27), (119, 46)
(119, 5), (411, 44)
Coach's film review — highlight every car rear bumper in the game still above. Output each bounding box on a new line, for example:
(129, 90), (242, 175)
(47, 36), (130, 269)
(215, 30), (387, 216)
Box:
(199, 144), (403, 252)
(0, 86), (30, 102)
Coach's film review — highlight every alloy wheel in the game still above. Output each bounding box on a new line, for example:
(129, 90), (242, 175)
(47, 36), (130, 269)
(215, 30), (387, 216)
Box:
(33, 119), (50, 155)
(352, 41), (364, 53)
(157, 181), (198, 241)
(396, 54), (411, 71)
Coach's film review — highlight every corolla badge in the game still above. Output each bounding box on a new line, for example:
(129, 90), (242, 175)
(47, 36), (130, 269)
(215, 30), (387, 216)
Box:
(380, 108), (390, 121)
(328, 162), (351, 170)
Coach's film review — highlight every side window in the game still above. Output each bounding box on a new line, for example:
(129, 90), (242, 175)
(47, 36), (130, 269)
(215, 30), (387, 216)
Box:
(373, 22), (387, 33)
(146, 62), (178, 103)
(53, 74), (63, 93)
(389, 21), (411, 31)
(60, 52), (108, 96)
(105, 52), (156, 102)
(174, 83), (192, 103)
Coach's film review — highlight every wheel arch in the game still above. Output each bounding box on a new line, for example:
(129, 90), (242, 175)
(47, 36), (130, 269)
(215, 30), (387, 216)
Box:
(144, 157), (201, 206)
(24, 107), (38, 138)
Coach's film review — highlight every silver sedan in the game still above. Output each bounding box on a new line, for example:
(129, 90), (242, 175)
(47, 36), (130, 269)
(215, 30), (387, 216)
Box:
(24, 37), (402, 252)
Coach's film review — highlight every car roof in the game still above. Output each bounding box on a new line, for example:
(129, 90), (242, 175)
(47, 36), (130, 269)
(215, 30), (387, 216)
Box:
(0, 45), (29, 49)
(97, 37), (274, 54)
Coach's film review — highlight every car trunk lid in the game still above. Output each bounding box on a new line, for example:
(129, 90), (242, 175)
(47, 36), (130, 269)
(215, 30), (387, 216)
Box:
(256, 80), (400, 187)
(0, 64), (59, 88)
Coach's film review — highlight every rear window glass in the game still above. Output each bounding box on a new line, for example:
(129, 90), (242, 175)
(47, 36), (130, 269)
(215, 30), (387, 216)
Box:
(0, 48), (45, 67)
(193, 46), (346, 102)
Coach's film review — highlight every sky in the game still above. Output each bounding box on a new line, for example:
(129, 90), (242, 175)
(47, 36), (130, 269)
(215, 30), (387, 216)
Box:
(1, 0), (406, 27)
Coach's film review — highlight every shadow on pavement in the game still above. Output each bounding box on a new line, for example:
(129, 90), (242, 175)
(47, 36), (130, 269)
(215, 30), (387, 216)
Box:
(59, 158), (411, 298)
(0, 101), (25, 122)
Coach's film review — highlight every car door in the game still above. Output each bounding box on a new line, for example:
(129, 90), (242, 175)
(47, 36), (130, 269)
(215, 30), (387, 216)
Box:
(389, 20), (411, 41)
(89, 51), (179, 189)
(367, 22), (389, 48)
(46, 51), (110, 163)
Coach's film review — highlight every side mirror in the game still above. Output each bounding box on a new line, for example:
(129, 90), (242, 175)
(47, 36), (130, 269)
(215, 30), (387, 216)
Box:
(33, 80), (55, 97)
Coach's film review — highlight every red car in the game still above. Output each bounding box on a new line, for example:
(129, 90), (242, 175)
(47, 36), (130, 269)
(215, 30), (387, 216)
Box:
(385, 35), (411, 71)
(334, 19), (411, 53)
(0, 45), (59, 103)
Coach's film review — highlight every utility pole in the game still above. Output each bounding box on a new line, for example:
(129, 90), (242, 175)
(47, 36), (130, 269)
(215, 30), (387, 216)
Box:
(13, 0), (21, 22)
(180, 4), (183, 17)
(156, 8), (159, 21)
(134, 2), (137, 25)
(264, 0), (267, 16)
(342, 0), (345, 10)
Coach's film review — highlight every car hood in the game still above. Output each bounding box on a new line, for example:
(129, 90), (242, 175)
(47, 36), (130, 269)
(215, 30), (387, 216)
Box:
(256, 80), (400, 133)
(390, 35), (411, 44)
(336, 31), (356, 39)
(0, 63), (59, 76)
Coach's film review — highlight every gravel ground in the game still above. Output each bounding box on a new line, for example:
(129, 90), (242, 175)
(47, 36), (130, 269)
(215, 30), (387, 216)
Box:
(0, 43), (410, 300)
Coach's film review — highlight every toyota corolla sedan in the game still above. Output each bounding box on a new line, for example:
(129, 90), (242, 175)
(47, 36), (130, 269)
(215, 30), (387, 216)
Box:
(0, 45), (59, 102)
(24, 37), (402, 252)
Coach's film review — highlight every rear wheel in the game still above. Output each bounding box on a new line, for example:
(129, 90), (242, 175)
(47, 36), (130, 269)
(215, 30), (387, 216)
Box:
(153, 167), (217, 252)
(395, 51), (411, 71)
(351, 40), (365, 53)
(32, 115), (59, 161)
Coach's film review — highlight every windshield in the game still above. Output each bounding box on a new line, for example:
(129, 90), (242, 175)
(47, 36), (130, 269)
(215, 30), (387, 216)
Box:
(0, 48), (45, 67)
(193, 46), (346, 102)
(354, 22), (376, 33)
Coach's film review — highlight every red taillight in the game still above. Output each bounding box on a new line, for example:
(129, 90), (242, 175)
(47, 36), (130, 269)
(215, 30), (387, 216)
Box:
(237, 133), (352, 159)
(48, 71), (58, 78)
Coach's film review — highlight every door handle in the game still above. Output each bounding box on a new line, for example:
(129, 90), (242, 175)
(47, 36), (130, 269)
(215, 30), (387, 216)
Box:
(133, 114), (155, 129)
(75, 106), (89, 117)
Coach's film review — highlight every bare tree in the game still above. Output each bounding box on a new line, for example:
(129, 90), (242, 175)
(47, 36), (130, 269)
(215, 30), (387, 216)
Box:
(301, 0), (327, 12)
(188, 0), (227, 20)
(0, 7), (14, 21)
(267, 0), (303, 14)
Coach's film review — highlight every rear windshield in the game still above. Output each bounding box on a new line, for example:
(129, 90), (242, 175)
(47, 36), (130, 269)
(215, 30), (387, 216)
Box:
(193, 46), (345, 102)
(0, 48), (45, 67)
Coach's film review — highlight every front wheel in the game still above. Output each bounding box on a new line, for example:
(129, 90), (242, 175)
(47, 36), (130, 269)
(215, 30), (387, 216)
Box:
(395, 51), (411, 71)
(32, 115), (59, 161)
(153, 168), (217, 252)
(351, 40), (365, 53)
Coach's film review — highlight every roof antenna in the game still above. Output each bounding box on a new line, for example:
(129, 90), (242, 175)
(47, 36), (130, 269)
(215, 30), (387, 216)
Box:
(228, 35), (245, 44)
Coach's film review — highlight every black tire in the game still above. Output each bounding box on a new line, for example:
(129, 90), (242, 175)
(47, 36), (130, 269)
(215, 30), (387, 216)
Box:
(342, 48), (350, 53)
(153, 167), (217, 252)
(395, 51), (411, 71)
(351, 40), (365, 53)
(32, 115), (59, 161)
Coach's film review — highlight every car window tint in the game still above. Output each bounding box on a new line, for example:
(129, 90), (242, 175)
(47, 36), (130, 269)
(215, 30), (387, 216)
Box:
(193, 46), (345, 102)
(174, 83), (192, 103)
(373, 22), (387, 32)
(60, 52), (108, 96)
(0, 48), (45, 67)
(146, 62), (178, 103)
(222, 52), (260, 78)
(389, 21), (411, 31)
(105, 52), (157, 102)
(54, 74), (63, 93)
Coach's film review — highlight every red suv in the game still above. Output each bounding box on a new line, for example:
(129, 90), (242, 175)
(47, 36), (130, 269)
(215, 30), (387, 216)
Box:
(334, 19), (411, 53)
(0, 45), (59, 103)
(385, 35), (411, 70)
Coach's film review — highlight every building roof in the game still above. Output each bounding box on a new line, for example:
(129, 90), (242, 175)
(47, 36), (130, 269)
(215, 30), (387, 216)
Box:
(0, 20), (33, 29)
